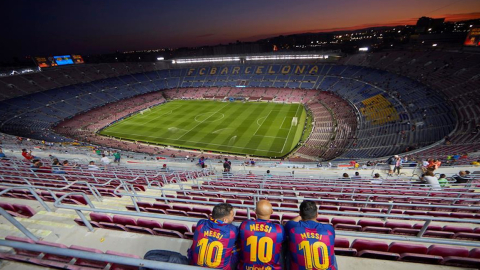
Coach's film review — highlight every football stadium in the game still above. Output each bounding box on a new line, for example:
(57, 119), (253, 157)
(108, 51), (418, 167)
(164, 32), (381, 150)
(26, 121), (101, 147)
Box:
(1, 1), (480, 270)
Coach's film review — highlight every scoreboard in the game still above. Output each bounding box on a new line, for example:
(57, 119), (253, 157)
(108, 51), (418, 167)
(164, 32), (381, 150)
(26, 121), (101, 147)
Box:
(464, 26), (480, 46)
(33, 54), (84, 68)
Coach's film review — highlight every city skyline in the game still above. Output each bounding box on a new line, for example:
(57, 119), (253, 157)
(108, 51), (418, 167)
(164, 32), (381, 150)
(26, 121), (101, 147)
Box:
(1, 0), (480, 60)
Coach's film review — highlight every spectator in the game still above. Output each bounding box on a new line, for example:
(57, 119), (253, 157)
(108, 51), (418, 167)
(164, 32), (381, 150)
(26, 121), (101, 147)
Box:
(198, 156), (205, 168)
(394, 155), (403, 175)
(453, 171), (469, 183)
(432, 159), (442, 170)
(238, 200), (285, 269)
(160, 164), (169, 172)
(223, 158), (232, 172)
(62, 160), (78, 171)
(0, 148), (6, 159)
(88, 161), (100, 170)
(21, 149), (35, 161)
(100, 154), (111, 165)
(423, 170), (441, 190)
(471, 160), (480, 166)
(341, 173), (350, 179)
(438, 174), (448, 187)
(387, 155), (397, 176)
(31, 161), (52, 174)
(51, 159), (66, 174)
(188, 203), (238, 269)
(371, 173), (383, 184)
(266, 170), (272, 178)
(351, 172), (362, 179)
(285, 200), (337, 270)
(113, 151), (121, 164)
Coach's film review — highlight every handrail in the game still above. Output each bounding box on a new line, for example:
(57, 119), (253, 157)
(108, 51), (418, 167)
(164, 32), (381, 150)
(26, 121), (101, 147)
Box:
(52, 194), (480, 248)
(0, 187), (51, 212)
(0, 240), (208, 270)
(157, 181), (480, 204)
(131, 187), (480, 211)
(0, 208), (39, 242)
(1, 179), (103, 202)
(112, 189), (480, 224)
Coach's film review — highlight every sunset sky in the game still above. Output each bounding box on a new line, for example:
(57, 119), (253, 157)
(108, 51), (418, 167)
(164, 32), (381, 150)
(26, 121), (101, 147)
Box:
(2, 0), (480, 60)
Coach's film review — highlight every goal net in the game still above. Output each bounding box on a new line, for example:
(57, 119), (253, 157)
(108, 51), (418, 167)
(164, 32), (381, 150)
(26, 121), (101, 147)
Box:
(291, 117), (298, 126)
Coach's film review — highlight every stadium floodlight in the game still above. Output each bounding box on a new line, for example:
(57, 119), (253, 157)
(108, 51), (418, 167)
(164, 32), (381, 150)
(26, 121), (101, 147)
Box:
(432, 44), (438, 47)
(172, 57), (241, 64)
(157, 57), (164, 61)
(245, 55), (326, 61)
(359, 47), (369, 51)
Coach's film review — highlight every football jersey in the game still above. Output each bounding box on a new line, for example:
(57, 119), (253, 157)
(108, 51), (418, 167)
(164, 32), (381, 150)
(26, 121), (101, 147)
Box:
(189, 218), (239, 270)
(285, 220), (337, 270)
(238, 219), (285, 270)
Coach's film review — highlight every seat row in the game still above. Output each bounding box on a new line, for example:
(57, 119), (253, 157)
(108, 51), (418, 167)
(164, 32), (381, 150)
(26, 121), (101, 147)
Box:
(1, 236), (140, 270)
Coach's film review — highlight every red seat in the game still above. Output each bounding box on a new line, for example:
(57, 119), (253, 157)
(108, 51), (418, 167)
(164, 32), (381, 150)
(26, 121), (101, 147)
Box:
(12, 204), (36, 217)
(351, 239), (399, 260)
(166, 209), (188, 216)
(454, 232), (480, 240)
(388, 242), (428, 254)
(5, 236), (40, 257)
(163, 221), (190, 234)
(450, 213), (475, 219)
(105, 250), (141, 270)
(152, 203), (171, 210)
(332, 218), (362, 231)
(90, 212), (113, 223)
(187, 212), (209, 219)
(70, 245), (108, 268)
(113, 215), (137, 227)
(428, 245), (469, 257)
(172, 204), (192, 212)
(384, 221), (412, 229)
(36, 241), (71, 262)
(443, 226), (474, 233)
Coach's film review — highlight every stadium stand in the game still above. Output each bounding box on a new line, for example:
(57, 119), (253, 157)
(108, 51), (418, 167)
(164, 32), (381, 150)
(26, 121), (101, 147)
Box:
(1, 51), (480, 269)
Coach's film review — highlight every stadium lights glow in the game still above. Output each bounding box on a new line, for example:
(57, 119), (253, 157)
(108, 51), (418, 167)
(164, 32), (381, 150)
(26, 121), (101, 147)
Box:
(245, 55), (327, 61)
(172, 57), (240, 64)
(157, 57), (164, 61)
(359, 47), (369, 51)
(432, 44), (438, 47)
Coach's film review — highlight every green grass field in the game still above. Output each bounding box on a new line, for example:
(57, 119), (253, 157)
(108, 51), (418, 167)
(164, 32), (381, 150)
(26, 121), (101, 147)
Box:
(99, 100), (306, 158)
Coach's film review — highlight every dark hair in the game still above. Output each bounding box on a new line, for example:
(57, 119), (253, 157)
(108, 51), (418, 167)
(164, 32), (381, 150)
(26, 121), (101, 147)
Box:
(440, 174), (446, 178)
(343, 173), (349, 177)
(465, 170), (470, 174)
(374, 173), (380, 178)
(212, 203), (233, 220)
(267, 170), (270, 173)
(22, 149), (26, 152)
(355, 172), (359, 176)
(299, 200), (318, 220)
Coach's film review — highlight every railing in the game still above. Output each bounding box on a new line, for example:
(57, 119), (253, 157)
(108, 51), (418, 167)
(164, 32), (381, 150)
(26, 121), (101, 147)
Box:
(52, 193), (480, 248)
(0, 240), (208, 270)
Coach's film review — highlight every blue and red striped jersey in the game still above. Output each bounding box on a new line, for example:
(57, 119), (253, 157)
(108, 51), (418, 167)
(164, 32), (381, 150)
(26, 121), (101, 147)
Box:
(238, 219), (285, 270)
(189, 218), (239, 270)
(285, 220), (337, 270)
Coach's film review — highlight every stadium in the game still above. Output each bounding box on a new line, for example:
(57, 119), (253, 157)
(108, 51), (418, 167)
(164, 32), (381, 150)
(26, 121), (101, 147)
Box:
(1, 1), (480, 270)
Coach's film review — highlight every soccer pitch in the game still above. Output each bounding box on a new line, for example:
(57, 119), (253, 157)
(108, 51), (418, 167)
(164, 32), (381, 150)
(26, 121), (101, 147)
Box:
(99, 100), (306, 158)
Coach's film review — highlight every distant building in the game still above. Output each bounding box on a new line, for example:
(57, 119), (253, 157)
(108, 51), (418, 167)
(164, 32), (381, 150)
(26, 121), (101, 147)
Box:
(416, 16), (445, 34)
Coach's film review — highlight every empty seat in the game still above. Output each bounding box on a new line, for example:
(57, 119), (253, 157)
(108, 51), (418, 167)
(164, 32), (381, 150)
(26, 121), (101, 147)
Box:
(351, 239), (399, 260)
(70, 245), (108, 268)
(163, 221), (190, 234)
(12, 204), (36, 217)
(428, 245), (469, 258)
(105, 250), (141, 270)
(332, 218), (362, 231)
(36, 241), (71, 262)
